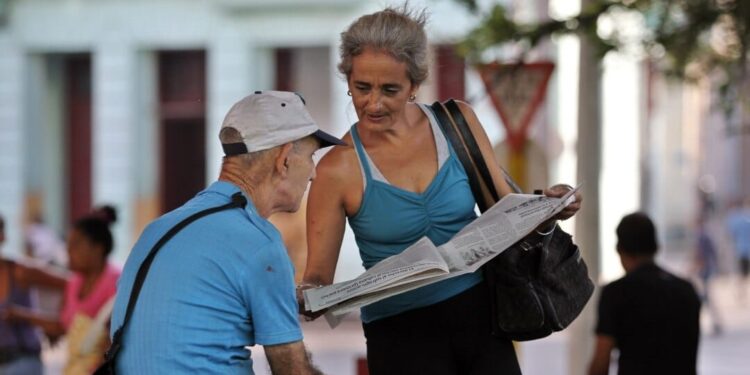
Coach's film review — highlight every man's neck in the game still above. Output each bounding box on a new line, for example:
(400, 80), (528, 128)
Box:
(218, 174), (276, 218)
(624, 256), (655, 273)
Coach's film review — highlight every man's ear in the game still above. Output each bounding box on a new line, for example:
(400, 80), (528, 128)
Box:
(275, 143), (294, 176)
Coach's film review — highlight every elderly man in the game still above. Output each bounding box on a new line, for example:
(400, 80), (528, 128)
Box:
(108, 91), (345, 374)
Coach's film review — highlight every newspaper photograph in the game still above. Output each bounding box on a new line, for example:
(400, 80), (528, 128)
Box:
(304, 186), (579, 326)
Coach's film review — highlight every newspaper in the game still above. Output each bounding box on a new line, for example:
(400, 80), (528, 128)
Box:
(303, 186), (579, 327)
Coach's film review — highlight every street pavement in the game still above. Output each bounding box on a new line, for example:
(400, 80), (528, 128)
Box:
(249, 275), (749, 375)
(41, 277), (748, 375)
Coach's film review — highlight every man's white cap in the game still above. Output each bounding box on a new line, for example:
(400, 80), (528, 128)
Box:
(220, 90), (346, 155)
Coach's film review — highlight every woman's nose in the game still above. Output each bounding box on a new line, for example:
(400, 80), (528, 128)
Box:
(366, 92), (382, 111)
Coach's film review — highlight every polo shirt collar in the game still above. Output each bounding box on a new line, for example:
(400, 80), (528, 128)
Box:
(206, 180), (258, 217)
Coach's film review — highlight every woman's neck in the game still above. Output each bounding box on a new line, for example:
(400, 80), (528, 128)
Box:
(79, 262), (106, 298)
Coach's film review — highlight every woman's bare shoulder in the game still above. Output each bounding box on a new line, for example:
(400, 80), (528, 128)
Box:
(316, 133), (360, 184)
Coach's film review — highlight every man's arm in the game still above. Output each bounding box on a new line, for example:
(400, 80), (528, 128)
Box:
(588, 334), (616, 375)
(264, 340), (323, 375)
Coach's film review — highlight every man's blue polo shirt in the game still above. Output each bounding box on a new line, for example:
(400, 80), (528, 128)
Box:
(110, 181), (303, 374)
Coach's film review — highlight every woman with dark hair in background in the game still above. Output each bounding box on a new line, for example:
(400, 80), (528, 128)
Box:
(3, 209), (120, 375)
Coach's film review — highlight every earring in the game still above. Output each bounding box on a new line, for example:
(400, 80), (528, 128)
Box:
(409, 94), (416, 102)
(347, 91), (352, 96)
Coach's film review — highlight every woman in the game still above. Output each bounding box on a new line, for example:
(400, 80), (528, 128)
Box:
(6, 213), (120, 375)
(299, 6), (582, 375)
(0, 215), (44, 375)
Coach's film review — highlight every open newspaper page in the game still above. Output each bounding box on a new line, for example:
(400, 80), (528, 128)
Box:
(306, 186), (579, 328)
(303, 236), (450, 312)
(439, 188), (578, 273)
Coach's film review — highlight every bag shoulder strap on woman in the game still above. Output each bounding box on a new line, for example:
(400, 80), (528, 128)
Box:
(430, 100), (498, 212)
(94, 193), (247, 375)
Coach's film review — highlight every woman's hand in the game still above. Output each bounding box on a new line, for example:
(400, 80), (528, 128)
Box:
(296, 283), (328, 321)
(533, 184), (582, 234)
(544, 183), (582, 222)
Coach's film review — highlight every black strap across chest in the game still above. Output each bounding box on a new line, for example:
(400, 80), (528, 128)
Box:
(102, 192), (247, 369)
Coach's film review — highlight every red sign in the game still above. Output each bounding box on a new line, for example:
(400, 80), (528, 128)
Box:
(476, 62), (554, 152)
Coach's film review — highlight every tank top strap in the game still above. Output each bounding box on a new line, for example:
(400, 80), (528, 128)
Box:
(417, 104), (450, 167)
(350, 124), (374, 189)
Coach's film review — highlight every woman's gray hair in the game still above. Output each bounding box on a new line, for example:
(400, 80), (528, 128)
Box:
(338, 5), (429, 85)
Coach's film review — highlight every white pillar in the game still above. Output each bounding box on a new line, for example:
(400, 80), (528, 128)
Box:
(0, 37), (26, 257)
(92, 44), (136, 263)
(207, 36), (255, 182)
(569, 17), (602, 375)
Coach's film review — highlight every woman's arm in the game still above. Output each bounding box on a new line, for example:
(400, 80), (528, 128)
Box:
(13, 261), (69, 290)
(299, 148), (354, 317)
(3, 305), (66, 340)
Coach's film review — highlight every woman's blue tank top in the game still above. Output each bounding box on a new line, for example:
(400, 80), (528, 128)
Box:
(348, 104), (482, 323)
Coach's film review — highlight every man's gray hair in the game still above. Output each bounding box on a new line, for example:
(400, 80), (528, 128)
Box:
(220, 127), (312, 165)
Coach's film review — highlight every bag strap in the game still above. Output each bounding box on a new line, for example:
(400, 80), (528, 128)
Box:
(104, 192), (247, 366)
(443, 99), (501, 204)
(430, 101), (491, 212)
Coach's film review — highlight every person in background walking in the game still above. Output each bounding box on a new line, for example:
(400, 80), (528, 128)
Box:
(693, 215), (723, 336)
(588, 212), (701, 375)
(726, 198), (750, 301)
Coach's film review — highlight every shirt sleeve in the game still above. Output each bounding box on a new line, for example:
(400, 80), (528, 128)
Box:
(240, 240), (303, 346)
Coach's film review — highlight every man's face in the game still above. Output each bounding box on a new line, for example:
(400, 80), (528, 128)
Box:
(282, 137), (320, 212)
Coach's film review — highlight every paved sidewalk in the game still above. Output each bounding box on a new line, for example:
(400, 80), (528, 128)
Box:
(41, 275), (748, 374)
(252, 275), (749, 375)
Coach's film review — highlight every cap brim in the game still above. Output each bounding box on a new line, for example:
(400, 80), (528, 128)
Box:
(312, 129), (347, 148)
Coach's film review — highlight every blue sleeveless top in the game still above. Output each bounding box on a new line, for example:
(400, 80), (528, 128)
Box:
(348, 104), (482, 323)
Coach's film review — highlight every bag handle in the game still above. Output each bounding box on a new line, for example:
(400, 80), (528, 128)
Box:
(98, 192), (247, 374)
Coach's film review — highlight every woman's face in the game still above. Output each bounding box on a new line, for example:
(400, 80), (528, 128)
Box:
(348, 48), (417, 130)
(67, 229), (101, 273)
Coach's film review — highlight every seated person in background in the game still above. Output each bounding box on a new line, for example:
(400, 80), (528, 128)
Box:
(0, 214), (44, 375)
(588, 212), (701, 375)
(4, 213), (120, 375)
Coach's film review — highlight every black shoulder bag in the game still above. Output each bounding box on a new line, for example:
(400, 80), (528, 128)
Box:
(430, 100), (594, 341)
(93, 193), (247, 375)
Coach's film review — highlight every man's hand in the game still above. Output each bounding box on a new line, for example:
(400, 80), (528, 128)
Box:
(265, 340), (324, 375)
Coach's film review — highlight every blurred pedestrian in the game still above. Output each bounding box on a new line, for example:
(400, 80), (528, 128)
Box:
(109, 91), (344, 374)
(693, 216), (723, 336)
(726, 198), (750, 301)
(0, 214), (44, 375)
(588, 212), (701, 375)
(5, 213), (120, 375)
(24, 213), (67, 268)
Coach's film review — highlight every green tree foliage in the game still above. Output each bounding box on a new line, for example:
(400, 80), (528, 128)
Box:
(458, 0), (750, 105)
